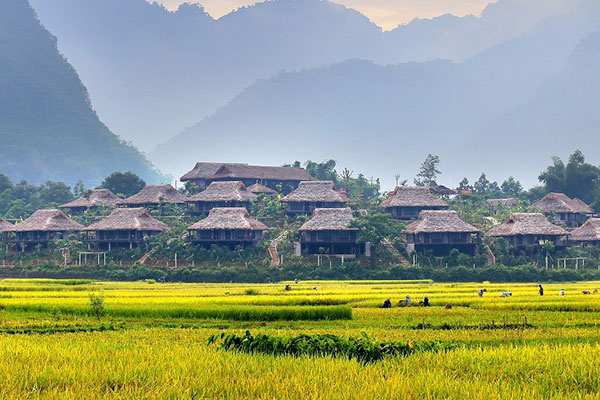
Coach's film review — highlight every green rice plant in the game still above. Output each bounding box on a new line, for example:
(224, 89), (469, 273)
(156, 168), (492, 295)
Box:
(208, 331), (458, 363)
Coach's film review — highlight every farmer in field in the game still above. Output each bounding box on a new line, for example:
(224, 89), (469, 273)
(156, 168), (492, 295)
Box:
(478, 289), (484, 297)
(382, 298), (392, 308)
(500, 291), (512, 297)
(404, 295), (411, 307)
(423, 296), (430, 307)
(559, 289), (565, 296)
(539, 285), (544, 296)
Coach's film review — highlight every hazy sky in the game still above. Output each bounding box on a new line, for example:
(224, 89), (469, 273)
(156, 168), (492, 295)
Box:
(154, 0), (492, 30)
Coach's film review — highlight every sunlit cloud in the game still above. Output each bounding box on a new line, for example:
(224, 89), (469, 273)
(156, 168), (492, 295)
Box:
(153, 0), (492, 30)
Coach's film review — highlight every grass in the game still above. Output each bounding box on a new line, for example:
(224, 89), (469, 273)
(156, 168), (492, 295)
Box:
(0, 279), (598, 397)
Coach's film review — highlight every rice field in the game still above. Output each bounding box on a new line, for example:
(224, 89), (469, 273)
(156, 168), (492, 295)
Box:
(1, 279), (600, 398)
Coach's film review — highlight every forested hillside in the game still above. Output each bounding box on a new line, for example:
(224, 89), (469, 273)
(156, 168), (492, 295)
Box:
(0, 0), (163, 186)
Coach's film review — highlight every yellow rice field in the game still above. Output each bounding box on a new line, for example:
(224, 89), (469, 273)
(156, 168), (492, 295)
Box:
(1, 279), (600, 399)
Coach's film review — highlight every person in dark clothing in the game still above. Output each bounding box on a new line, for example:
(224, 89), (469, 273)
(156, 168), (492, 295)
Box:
(382, 298), (392, 308)
(539, 284), (544, 296)
(423, 296), (430, 307)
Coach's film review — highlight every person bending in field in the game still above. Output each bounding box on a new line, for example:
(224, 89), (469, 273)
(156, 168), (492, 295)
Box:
(478, 289), (484, 297)
(500, 291), (512, 297)
(382, 298), (392, 308)
(423, 296), (430, 307)
(559, 289), (565, 296)
(539, 285), (544, 296)
(404, 295), (411, 307)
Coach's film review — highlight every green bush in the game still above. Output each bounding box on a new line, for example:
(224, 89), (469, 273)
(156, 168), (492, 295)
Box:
(208, 331), (457, 363)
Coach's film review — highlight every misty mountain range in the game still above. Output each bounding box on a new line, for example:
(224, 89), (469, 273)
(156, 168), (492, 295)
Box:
(30, 0), (575, 148)
(9, 0), (600, 188)
(0, 0), (163, 186)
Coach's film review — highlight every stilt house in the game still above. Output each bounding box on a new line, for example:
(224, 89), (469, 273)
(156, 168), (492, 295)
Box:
(529, 193), (593, 227)
(83, 208), (169, 250)
(206, 164), (312, 194)
(2, 210), (84, 250)
(0, 218), (13, 241)
(118, 184), (187, 208)
(186, 181), (257, 215)
(381, 187), (449, 220)
(180, 162), (241, 191)
(281, 181), (349, 215)
(59, 189), (120, 213)
(247, 183), (278, 196)
(187, 208), (267, 248)
(405, 210), (480, 256)
(297, 208), (367, 256)
(486, 198), (519, 213)
(486, 213), (568, 248)
(569, 218), (600, 247)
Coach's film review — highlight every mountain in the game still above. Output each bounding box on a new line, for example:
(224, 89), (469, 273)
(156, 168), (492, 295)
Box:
(151, 0), (600, 188)
(456, 29), (600, 179)
(0, 0), (164, 186)
(29, 0), (573, 150)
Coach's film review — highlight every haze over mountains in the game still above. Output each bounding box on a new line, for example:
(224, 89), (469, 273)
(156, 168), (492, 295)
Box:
(153, 0), (600, 186)
(0, 0), (163, 186)
(18, 0), (600, 188)
(30, 0), (572, 150)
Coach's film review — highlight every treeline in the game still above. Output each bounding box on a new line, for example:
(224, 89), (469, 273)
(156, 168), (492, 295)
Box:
(1, 263), (596, 283)
(456, 150), (600, 210)
(0, 171), (148, 219)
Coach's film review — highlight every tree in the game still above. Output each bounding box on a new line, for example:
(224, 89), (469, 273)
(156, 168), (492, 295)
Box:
(38, 181), (74, 206)
(414, 154), (441, 187)
(88, 293), (105, 321)
(304, 160), (338, 183)
(538, 150), (600, 203)
(473, 173), (490, 195)
(100, 172), (146, 197)
(184, 181), (199, 195)
(501, 177), (523, 197)
(458, 178), (472, 191)
(350, 212), (402, 266)
(340, 168), (353, 191)
(0, 174), (13, 194)
(73, 180), (86, 198)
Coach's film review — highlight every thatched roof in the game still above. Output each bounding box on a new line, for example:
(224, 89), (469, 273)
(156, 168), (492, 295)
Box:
(0, 218), (13, 232)
(281, 181), (349, 203)
(380, 187), (449, 208)
(430, 185), (457, 196)
(529, 193), (593, 214)
(247, 183), (278, 195)
(487, 213), (568, 237)
(406, 210), (479, 234)
(210, 164), (312, 181)
(187, 181), (257, 203)
(118, 185), (187, 206)
(188, 208), (267, 231)
(299, 208), (358, 231)
(60, 189), (120, 209)
(569, 218), (600, 242)
(487, 198), (519, 210)
(84, 208), (169, 232)
(180, 162), (244, 182)
(6, 210), (84, 232)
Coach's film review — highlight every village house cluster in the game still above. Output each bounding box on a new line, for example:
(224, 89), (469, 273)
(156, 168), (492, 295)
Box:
(0, 162), (599, 260)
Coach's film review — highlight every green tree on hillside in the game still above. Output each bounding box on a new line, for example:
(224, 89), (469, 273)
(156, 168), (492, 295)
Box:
(304, 160), (339, 183)
(100, 172), (146, 197)
(538, 150), (600, 204)
(350, 212), (403, 266)
(414, 154), (441, 187)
